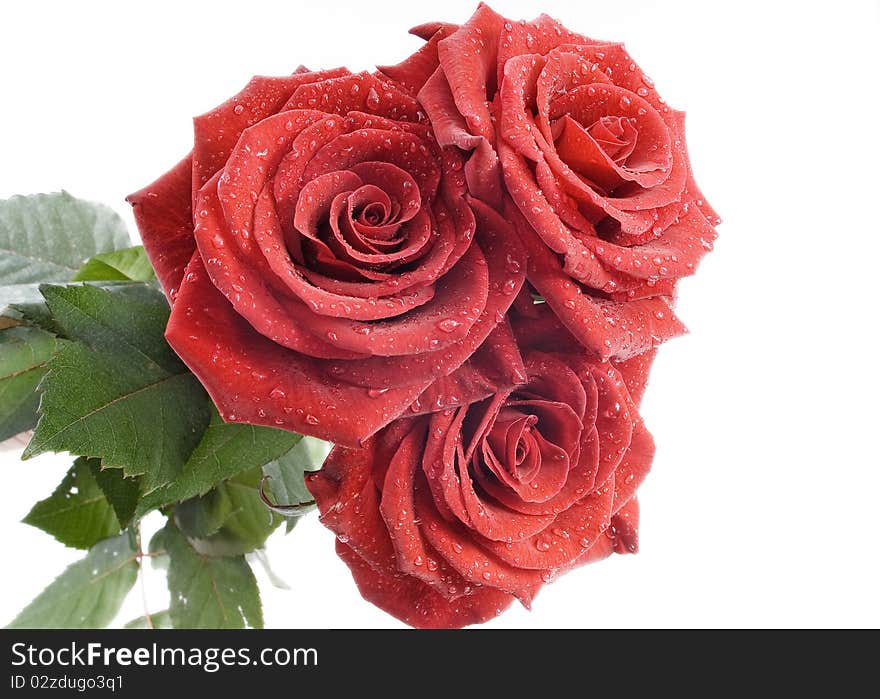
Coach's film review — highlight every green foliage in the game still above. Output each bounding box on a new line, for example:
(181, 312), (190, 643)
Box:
(0, 192), (130, 285)
(177, 466), (283, 556)
(6, 531), (138, 629)
(73, 246), (155, 283)
(23, 457), (121, 549)
(0, 192), (322, 630)
(136, 407), (301, 517)
(90, 462), (140, 529)
(123, 610), (172, 629)
(164, 524), (263, 629)
(0, 325), (56, 440)
(23, 283), (211, 492)
(262, 437), (329, 531)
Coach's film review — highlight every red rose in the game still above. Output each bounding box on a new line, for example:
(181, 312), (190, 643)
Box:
(383, 4), (719, 359)
(128, 67), (527, 445)
(306, 313), (654, 628)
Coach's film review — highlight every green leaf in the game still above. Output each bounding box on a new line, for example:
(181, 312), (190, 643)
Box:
(262, 436), (329, 531)
(73, 246), (155, 283)
(22, 284), (210, 492)
(137, 407), (301, 517)
(89, 462), (140, 528)
(23, 457), (121, 549)
(148, 527), (169, 572)
(124, 610), (172, 629)
(2, 281), (163, 335)
(0, 192), (130, 285)
(6, 531), (138, 629)
(177, 466), (282, 556)
(164, 524), (262, 629)
(0, 325), (56, 440)
(36, 283), (175, 364)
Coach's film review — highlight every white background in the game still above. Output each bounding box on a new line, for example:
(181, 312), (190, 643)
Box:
(1, 0), (878, 629)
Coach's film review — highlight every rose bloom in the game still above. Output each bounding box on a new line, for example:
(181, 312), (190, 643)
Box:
(307, 302), (654, 628)
(381, 3), (720, 360)
(128, 67), (526, 445)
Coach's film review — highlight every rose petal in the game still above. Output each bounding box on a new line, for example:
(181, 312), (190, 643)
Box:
(193, 69), (349, 197)
(410, 319), (527, 414)
(378, 24), (456, 95)
(415, 470), (544, 605)
(512, 202), (685, 359)
(166, 253), (429, 446)
(127, 155), (195, 303)
(480, 477), (615, 570)
(336, 541), (514, 628)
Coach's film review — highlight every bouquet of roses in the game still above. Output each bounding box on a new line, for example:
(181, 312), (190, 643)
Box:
(1, 3), (717, 629)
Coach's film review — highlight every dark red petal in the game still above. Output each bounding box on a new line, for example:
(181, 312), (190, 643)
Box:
(166, 253), (428, 447)
(585, 206), (718, 283)
(336, 541), (514, 629)
(127, 155), (195, 303)
(509, 295), (583, 355)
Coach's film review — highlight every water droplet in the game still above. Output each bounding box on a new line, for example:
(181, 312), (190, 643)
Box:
(306, 414), (320, 426)
(437, 318), (461, 333)
(233, 104), (244, 115)
(366, 87), (380, 109)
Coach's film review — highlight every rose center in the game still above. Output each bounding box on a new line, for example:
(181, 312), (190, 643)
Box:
(586, 115), (638, 163)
